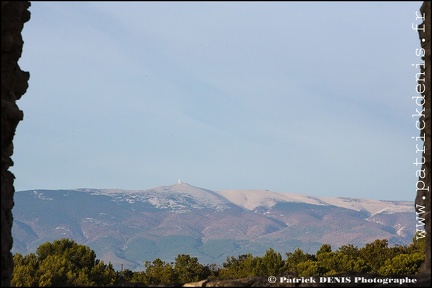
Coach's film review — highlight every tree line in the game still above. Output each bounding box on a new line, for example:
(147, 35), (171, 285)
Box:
(11, 234), (425, 287)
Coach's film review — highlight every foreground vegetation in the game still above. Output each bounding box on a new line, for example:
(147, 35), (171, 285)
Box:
(11, 235), (425, 287)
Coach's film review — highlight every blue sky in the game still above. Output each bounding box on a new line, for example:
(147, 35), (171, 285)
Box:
(13, 1), (424, 201)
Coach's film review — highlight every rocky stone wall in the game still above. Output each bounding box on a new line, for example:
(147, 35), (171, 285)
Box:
(415, 0), (431, 275)
(1, 1), (30, 286)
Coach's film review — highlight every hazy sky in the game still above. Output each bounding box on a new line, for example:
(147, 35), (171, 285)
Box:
(13, 1), (424, 201)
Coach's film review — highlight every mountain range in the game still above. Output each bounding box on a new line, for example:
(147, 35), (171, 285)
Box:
(12, 183), (416, 271)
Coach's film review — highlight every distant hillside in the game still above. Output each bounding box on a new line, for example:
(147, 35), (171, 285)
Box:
(12, 183), (415, 271)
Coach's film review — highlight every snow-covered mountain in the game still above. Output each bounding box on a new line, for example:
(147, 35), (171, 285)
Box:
(83, 183), (233, 212)
(12, 183), (415, 271)
(217, 189), (413, 215)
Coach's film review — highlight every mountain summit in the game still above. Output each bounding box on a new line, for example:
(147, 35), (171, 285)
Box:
(83, 183), (234, 212)
(12, 184), (415, 271)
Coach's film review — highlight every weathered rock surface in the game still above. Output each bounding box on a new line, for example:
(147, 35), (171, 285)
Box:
(1, 1), (30, 286)
(414, 0), (431, 275)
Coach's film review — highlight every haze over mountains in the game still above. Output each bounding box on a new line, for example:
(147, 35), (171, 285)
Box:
(12, 183), (415, 271)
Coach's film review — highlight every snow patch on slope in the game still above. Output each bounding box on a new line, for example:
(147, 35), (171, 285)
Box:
(80, 183), (232, 212)
(78, 185), (413, 215)
(32, 191), (53, 201)
(217, 189), (413, 215)
(217, 189), (324, 210)
(318, 197), (413, 215)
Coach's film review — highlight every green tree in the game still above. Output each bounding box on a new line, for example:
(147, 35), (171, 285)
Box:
(116, 268), (134, 284)
(174, 254), (210, 283)
(337, 244), (360, 258)
(407, 231), (426, 254)
(335, 244), (369, 274)
(316, 244), (332, 256)
(359, 239), (389, 273)
(284, 248), (316, 275)
(37, 254), (72, 286)
(206, 263), (220, 278)
(11, 253), (38, 287)
(379, 253), (425, 275)
(143, 258), (176, 285)
(218, 254), (257, 278)
(36, 238), (97, 271)
(253, 248), (284, 276)
(89, 260), (116, 286)
(130, 271), (146, 284)
(296, 260), (320, 277)
(316, 248), (338, 276)
(11, 238), (116, 287)
(314, 243), (371, 275)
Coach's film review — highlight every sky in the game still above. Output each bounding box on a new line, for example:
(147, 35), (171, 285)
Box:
(12, 1), (425, 201)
